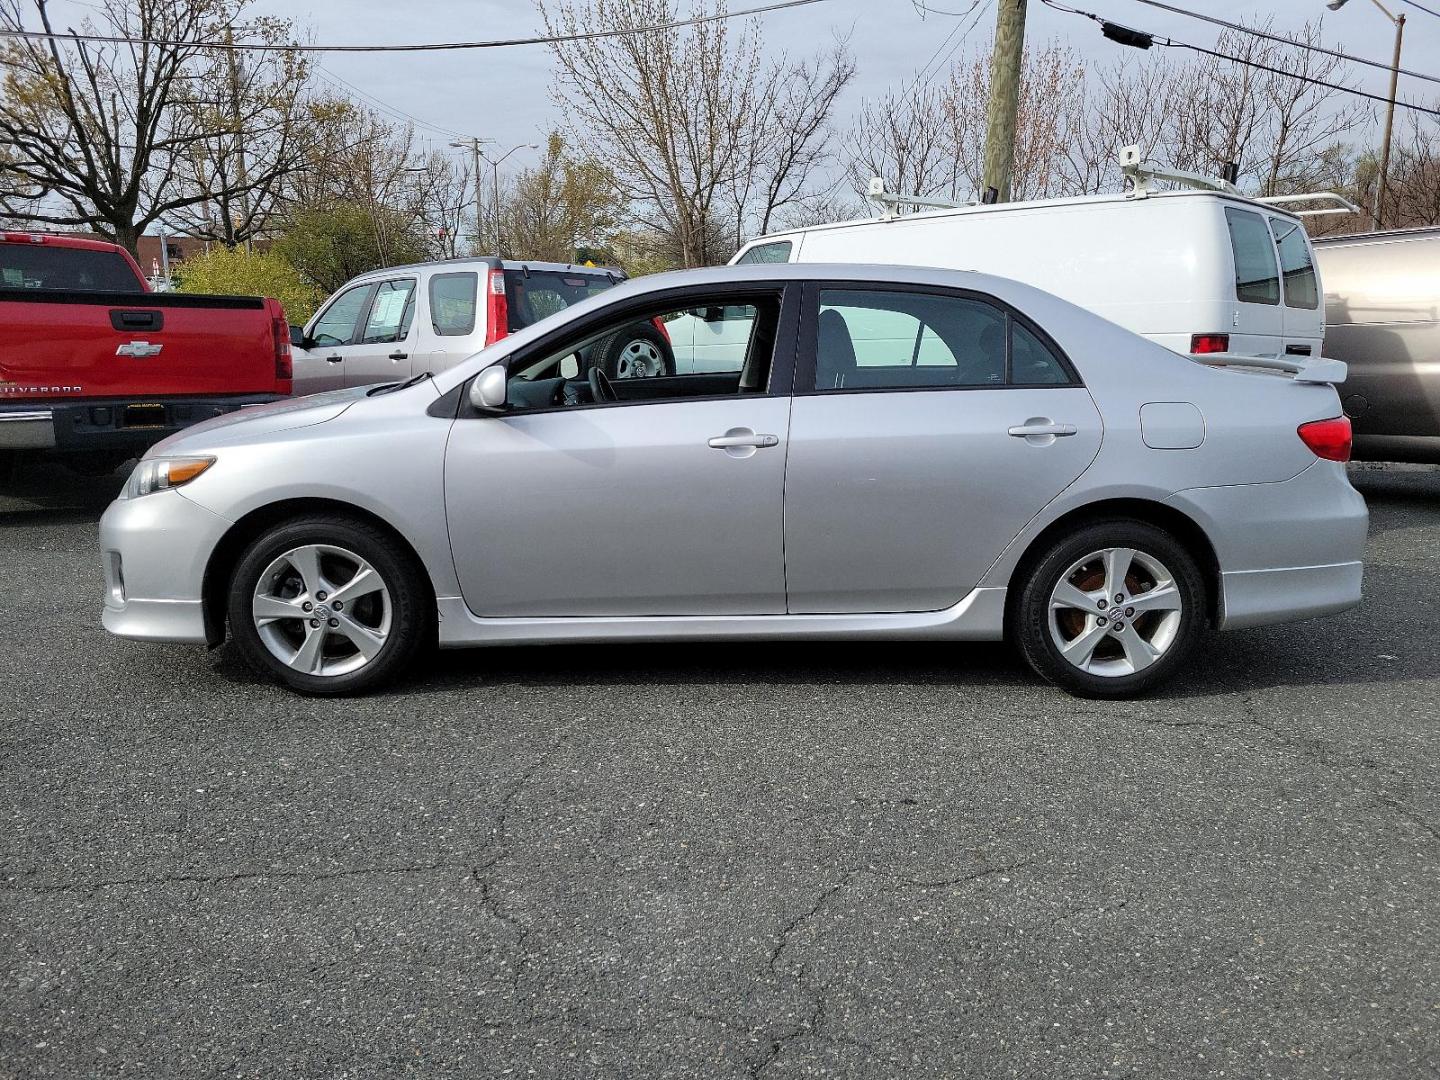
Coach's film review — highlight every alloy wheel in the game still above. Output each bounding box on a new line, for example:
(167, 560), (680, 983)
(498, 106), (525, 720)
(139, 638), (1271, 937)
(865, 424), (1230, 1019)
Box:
(251, 543), (392, 677)
(613, 339), (665, 378)
(1047, 546), (1183, 677)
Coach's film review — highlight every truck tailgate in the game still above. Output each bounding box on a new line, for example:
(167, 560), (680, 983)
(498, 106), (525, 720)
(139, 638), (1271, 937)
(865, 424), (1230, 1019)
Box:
(0, 289), (282, 400)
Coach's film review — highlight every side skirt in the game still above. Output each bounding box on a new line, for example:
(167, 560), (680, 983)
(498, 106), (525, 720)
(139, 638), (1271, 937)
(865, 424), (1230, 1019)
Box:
(434, 587), (1009, 648)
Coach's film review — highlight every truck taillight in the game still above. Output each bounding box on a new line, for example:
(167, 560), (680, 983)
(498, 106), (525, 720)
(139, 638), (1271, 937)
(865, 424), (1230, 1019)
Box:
(484, 269), (508, 346)
(272, 316), (292, 382)
(651, 316), (671, 343)
(2, 232), (45, 244)
(1298, 416), (1352, 462)
(1190, 333), (1229, 354)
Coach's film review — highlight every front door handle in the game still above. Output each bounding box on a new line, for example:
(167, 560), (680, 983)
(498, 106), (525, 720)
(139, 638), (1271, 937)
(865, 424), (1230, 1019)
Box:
(326, 354), (343, 364)
(708, 432), (779, 449)
(389, 351), (408, 361)
(1008, 420), (1077, 438)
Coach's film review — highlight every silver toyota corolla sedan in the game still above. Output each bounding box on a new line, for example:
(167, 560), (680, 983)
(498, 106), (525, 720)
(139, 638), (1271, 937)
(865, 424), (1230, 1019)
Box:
(99, 264), (1368, 698)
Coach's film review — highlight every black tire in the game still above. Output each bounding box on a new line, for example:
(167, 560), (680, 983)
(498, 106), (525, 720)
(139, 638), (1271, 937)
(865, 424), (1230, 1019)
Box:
(1013, 519), (1207, 699)
(227, 515), (432, 696)
(593, 322), (674, 380)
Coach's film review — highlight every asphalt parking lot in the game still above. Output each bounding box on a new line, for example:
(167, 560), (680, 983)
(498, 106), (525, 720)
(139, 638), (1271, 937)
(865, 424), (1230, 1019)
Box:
(1, 461), (1438, 1079)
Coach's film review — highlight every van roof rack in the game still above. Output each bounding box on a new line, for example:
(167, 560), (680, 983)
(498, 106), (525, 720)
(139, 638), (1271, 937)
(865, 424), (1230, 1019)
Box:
(866, 177), (975, 221)
(1119, 145), (1361, 217)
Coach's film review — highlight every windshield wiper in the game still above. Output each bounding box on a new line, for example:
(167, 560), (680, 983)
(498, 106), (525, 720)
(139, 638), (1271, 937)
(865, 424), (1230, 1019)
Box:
(368, 371), (433, 396)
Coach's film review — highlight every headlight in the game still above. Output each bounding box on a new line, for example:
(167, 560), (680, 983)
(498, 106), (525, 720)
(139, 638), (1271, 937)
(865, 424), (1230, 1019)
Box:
(120, 456), (216, 499)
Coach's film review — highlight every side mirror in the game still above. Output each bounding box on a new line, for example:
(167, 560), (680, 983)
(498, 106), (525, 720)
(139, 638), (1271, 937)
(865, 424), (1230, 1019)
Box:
(469, 364), (508, 412)
(289, 325), (307, 348)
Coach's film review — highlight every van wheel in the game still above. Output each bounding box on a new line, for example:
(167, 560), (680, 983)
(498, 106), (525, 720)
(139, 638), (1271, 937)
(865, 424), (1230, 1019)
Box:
(227, 515), (431, 696)
(595, 323), (674, 379)
(1013, 520), (1206, 699)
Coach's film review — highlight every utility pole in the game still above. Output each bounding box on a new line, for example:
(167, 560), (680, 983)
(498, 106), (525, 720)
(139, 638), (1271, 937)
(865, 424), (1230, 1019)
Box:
(1326, 0), (1404, 230)
(224, 24), (253, 251)
(449, 136), (488, 253)
(981, 0), (1028, 204)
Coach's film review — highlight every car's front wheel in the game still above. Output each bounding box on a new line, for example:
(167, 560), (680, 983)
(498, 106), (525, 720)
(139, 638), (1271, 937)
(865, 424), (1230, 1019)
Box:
(1013, 520), (1206, 698)
(227, 515), (430, 695)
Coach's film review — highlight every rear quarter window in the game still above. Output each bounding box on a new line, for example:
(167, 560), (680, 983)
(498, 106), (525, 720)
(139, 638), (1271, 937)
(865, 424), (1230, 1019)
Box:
(429, 272), (477, 336)
(734, 241), (793, 265)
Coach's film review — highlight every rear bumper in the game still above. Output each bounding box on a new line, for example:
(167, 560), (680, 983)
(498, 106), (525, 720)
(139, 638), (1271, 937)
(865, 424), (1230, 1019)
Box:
(0, 395), (284, 453)
(1166, 460), (1368, 630)
(99, 488), (232, 645)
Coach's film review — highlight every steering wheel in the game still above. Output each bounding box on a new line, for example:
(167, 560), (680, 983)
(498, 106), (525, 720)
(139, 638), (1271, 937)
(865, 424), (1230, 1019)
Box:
(588, 364), (616, 404)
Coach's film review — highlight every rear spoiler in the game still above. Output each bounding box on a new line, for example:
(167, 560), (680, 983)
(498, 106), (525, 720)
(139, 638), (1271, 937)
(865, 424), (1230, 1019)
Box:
(1189, 352), (1347, 385)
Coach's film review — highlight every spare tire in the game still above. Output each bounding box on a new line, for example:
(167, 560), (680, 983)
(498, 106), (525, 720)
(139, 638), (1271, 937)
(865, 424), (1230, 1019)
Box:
(592, 322), (674, 380)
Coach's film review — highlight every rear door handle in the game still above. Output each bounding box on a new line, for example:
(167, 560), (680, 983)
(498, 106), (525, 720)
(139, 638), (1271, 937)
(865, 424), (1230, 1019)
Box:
(389, 351), (408, 361)
(326, 355), (343, 364)
(1008, 421), (1077, 437)
(708, 433), (778, 449)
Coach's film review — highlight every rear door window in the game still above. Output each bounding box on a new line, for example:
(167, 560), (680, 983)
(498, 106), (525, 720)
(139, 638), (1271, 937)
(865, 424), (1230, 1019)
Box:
(360, 278), (417, 344)
(429, 272), (478, 336)
(1270, 218), (1319, 310)
(504, 270), (618, 332)
(1225, 208), (1280, 306)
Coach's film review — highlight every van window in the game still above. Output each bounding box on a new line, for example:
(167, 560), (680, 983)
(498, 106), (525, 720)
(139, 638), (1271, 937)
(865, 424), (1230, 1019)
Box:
(1270, 219), (1319, 310)
(360, 278), (416, 344)
(734, 241), (792, 265)
(1225, 208), (1280, 306)
(310, 283), (374, 347)
(429, 272), (477, 336)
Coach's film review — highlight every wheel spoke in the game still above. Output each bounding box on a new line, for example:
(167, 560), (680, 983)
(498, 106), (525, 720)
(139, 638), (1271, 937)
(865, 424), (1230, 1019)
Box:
(286, 545), (328, 597)
(1060, 618), (1108, 668)
(1127, 583), (1181, 615)
(290, 624), (328, 673)
(326, 565), (383, 608)
(254, 594), (305, 623)
(1115, 623), (1161, 672)
(334, 614), (386, 659)
(1102, 547), (1135, 598)
(1051, 580), (1101, 615)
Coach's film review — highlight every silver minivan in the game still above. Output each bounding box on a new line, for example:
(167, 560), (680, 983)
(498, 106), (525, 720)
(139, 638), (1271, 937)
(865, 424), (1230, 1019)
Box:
(1313, 227), (1440, 463)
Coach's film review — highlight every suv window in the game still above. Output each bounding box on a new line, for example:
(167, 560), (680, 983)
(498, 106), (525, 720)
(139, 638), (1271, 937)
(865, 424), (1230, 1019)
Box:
(360, 278), (416, 344)
(505, 269), (617, 331)
(813, 289), (1069, 391)
(734, 240), (792, 265)
(1270, 218), (1319, 310)
(1225, 208), (1280, 306)
(310, 283), (373, 347)
(429, 272), (477, 336)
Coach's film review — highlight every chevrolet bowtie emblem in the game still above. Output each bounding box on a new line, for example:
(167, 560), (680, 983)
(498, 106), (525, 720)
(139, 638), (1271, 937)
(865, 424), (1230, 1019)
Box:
(116, 340), (163, 358)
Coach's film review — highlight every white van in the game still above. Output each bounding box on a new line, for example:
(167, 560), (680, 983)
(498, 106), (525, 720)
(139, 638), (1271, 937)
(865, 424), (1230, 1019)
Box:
(724, 155), (1358, 369)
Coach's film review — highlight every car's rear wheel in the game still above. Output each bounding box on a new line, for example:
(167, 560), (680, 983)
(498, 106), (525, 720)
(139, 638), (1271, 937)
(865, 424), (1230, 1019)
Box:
(594, 323), (674, 379)
(1013, 520), (1206, 698)
(227, 515), (430, 695)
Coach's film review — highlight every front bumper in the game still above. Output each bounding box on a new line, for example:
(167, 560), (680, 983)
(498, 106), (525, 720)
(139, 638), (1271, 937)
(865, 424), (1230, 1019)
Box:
(99, 488), (233, 644)
(1167, 460), (1368, 630)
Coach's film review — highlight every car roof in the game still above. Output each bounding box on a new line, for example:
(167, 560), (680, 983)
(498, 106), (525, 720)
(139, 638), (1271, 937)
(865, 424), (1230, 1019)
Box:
(345, 256), (624, 282)
(741, 188), (1303, 248)
(1311, 225), (1440, 248)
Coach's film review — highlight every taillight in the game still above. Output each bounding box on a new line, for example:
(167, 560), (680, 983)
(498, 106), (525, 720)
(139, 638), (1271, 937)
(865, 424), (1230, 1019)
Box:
(1298, 416), (1352, 462)
(1190, 333), (1230, 354)
(484, 269), (508, 346)
(651, 315), (671, 343)
(271, 315), (292, 382)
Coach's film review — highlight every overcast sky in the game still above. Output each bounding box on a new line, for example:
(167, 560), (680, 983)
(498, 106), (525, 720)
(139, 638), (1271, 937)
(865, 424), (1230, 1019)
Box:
(35, 0), (1440, 183)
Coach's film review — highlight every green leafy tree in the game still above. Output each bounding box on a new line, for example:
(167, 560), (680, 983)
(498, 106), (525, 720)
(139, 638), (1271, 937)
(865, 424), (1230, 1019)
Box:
(273, 202), (429, 294)
(173, 246), (324, 323)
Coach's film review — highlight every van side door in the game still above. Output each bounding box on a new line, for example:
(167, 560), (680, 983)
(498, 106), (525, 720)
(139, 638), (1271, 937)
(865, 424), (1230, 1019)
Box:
(1267, 215), (1323, 359)
(1222, 207), (1284, 358)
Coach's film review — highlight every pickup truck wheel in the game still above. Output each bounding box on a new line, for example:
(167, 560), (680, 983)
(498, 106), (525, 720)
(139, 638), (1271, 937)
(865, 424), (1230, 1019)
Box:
(227, 515), (429, 695)
(594, 323), (674, 380)
(1013, 520), (1206, 699)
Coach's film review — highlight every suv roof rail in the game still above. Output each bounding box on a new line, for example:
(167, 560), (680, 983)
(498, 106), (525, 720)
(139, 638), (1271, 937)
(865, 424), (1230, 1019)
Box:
(1118, 145), (1361, 217)
(867, 176), (976, 221)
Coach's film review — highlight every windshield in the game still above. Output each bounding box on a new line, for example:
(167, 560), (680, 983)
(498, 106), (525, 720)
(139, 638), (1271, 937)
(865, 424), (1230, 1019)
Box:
(0, 243), (141, 292)
(504, 269), (618, 332)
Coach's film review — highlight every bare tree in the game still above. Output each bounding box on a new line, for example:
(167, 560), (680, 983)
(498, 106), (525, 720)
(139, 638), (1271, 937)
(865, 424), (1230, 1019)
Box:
(844, 84), (959, 207)
(0, 0), (308, 254)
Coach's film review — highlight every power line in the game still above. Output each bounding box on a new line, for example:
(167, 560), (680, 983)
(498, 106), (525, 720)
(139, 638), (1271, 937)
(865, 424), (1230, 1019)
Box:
(1128, 0), (1440, 88)
(314, 67), (470, 142)
(0, 0), (831, 52)
(902, 0), (987, 99)
(1400, 0), (1440, 19)
(1039, 0), (1440, 120)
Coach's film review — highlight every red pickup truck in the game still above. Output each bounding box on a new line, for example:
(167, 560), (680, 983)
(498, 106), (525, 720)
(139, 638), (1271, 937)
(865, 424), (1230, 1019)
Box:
(0, 232), (291, 473)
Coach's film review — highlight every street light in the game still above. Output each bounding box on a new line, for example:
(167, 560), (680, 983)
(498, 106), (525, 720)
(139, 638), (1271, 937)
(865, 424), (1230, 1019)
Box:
(448, 138), (537, 256)
(1326, 0), (1405, 230)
